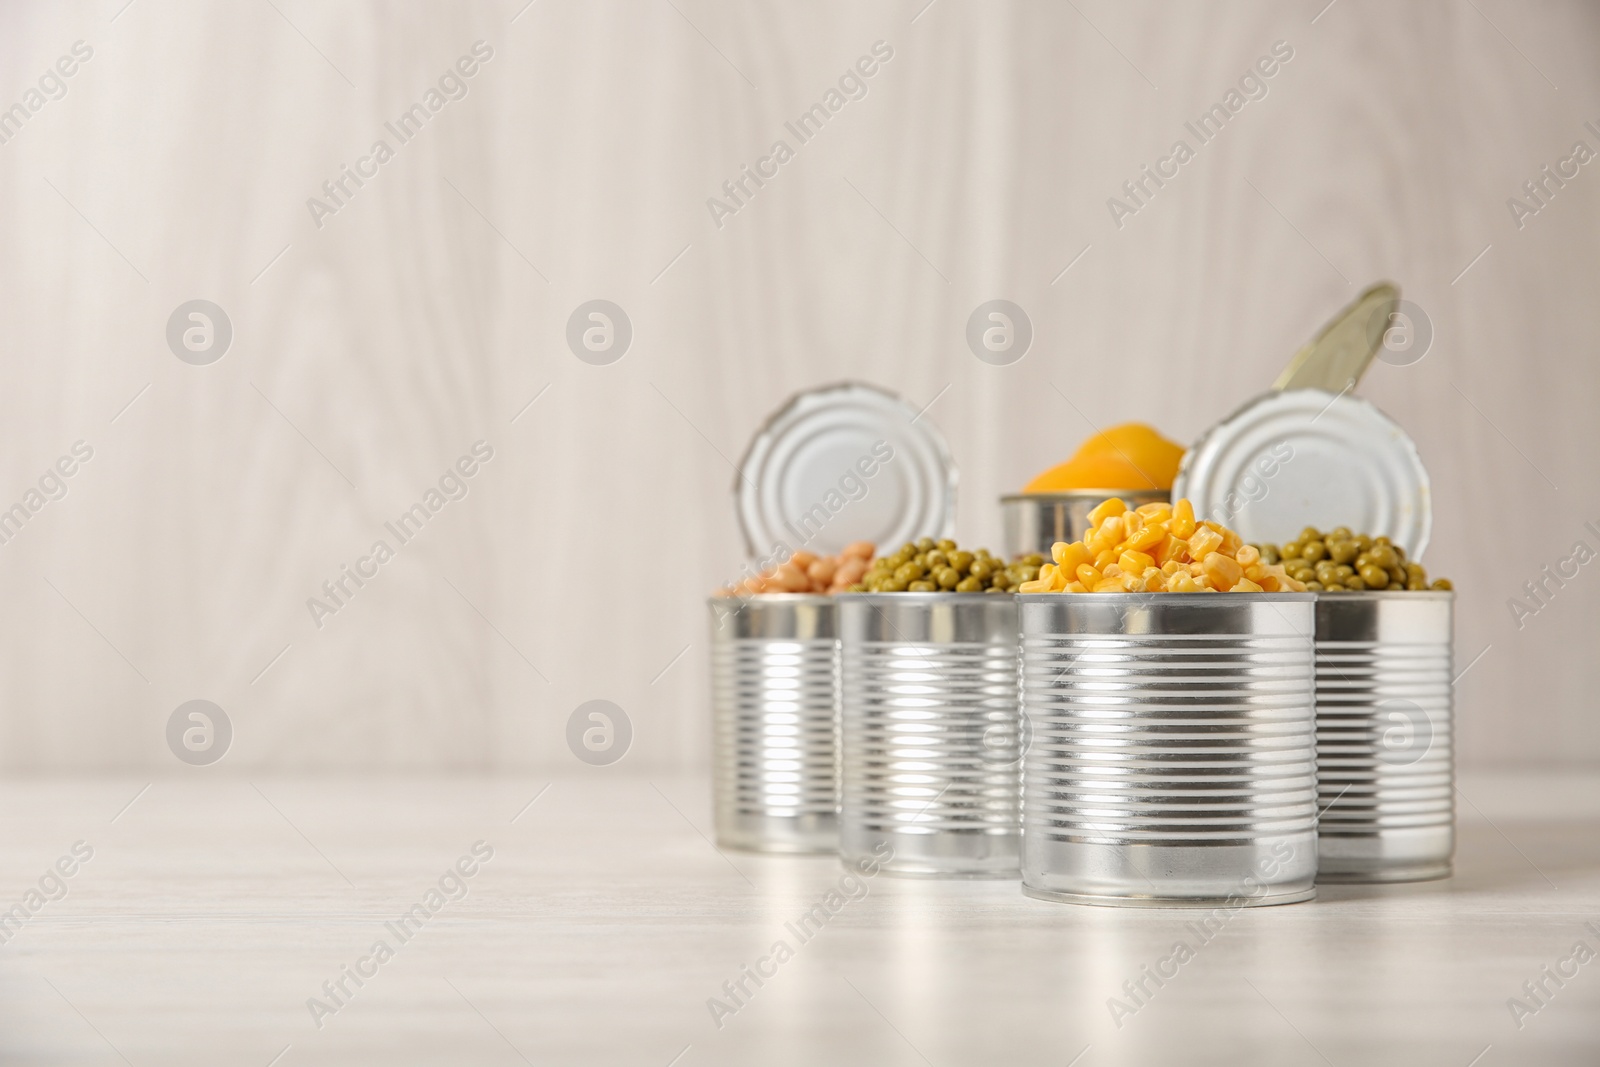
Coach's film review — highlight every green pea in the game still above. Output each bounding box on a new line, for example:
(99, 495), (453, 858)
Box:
(1344, 574), (1366, 591)
(1303, 580), (1324, 592)
(1334, 564), (1355, 580)
(907, 580), (936, 592)
(895, 562), (925, 582)
(881, 578), (907, 592)
(1022, 553), (1045, 567)
(936, 539), (957, 553)
(969, 559), (994, 581)
(1368, 545), (1398, 570)
(948, 550), (975, 573)
(1280, 541), (1303, 560)
(956, 575), (982, 593)
(924, 550), (948, 570)
(1431, 578), (1453, 590)
(1258, 544), (1281, 565)
(915, 537), (935, 552)
(1330, 526), (1352, 540)
(937, 567), (961, 589)
(1299, 526), (1322, 542)
(1359, 565), (1389, 589)
(1329, 541), (1360, 565)
(1300, 540), (1327, 563)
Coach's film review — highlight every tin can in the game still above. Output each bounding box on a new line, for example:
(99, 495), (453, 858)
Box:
(709, 595), (839, 853)
(1314, 591), (1454, 883)
(1000, 490), (1168, 562)
(837, 593), (1021, 877)
(1019, 593), (1319, 907)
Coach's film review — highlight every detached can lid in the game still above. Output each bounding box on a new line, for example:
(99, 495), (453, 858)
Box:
(736, 382), (957, 559)
(1172, 389), (1433, 559)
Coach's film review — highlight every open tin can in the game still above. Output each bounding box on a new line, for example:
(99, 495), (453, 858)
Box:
(837, 593), (1021, 877)
(708, 595), (839, 853)
(1314, 591), (1454, 882)
(1019, 593), (1319, 907)
(1000, 490), (1168, 562)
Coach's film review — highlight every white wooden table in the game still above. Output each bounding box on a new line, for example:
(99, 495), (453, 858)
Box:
(1, 772), (1595, 1066)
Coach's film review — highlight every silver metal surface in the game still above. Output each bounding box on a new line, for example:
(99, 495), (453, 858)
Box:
(1172, 389), (1433, 559)
(1019, 593), (1319, 907)
(1314, 591), (1454, 883)
(735, 381), (957, 558)
(837, 593), (1020, 877)
(1000, 490), (1169, 562)
(709, 595), (839, 853)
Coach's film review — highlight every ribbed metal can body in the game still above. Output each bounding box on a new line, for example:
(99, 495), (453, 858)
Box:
(708, 595), (839, 853)
(1019, 593), (1319, 907)
(837, 594), (1021, 877)
(1314, 592), (1454, 882)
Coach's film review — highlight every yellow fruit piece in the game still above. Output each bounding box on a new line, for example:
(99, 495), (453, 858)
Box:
(1122, 510), (1144, 539)
(1093, 578), (1123, 592)
(1076, 564), (1103, 587)
(1203, 553), (1243, 589)
(1169, 571), (1200, 592)
(1155, 535), (1188, 566)
(1160, 559), (1182, 576)
(1049, 566), (1069, 592)
(1017, 579), (1050, 593)
(1135, 502), (1173, 521)
(1093, 548), (1117, 570)
(1170, 498), (1196, 539)
(1103, 563), (1125, 579)
(1119, 573), (1144, 592)
(1065, 581), (1087, 593)
(1053, 541), (1091, 572)
(1235, 544), (1260, 567)
(1188, 526), (1224, 560)
(1039, 563), (1058, 584)
(1023, 424), (1185, 492)
(1230, 577), (1264, 593)
(1087, 515), (1124, 555)
(1119, 549), (1155, 574)
(1125, 523), (1166, 552)
(1087, 497), (1128, 524)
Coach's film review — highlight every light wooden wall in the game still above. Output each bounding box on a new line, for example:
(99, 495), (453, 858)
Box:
(0, 0), (1595, 771)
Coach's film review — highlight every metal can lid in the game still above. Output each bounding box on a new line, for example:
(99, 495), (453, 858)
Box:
(1172, 388), (1432, 558)
(736, 381), (956, 559)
